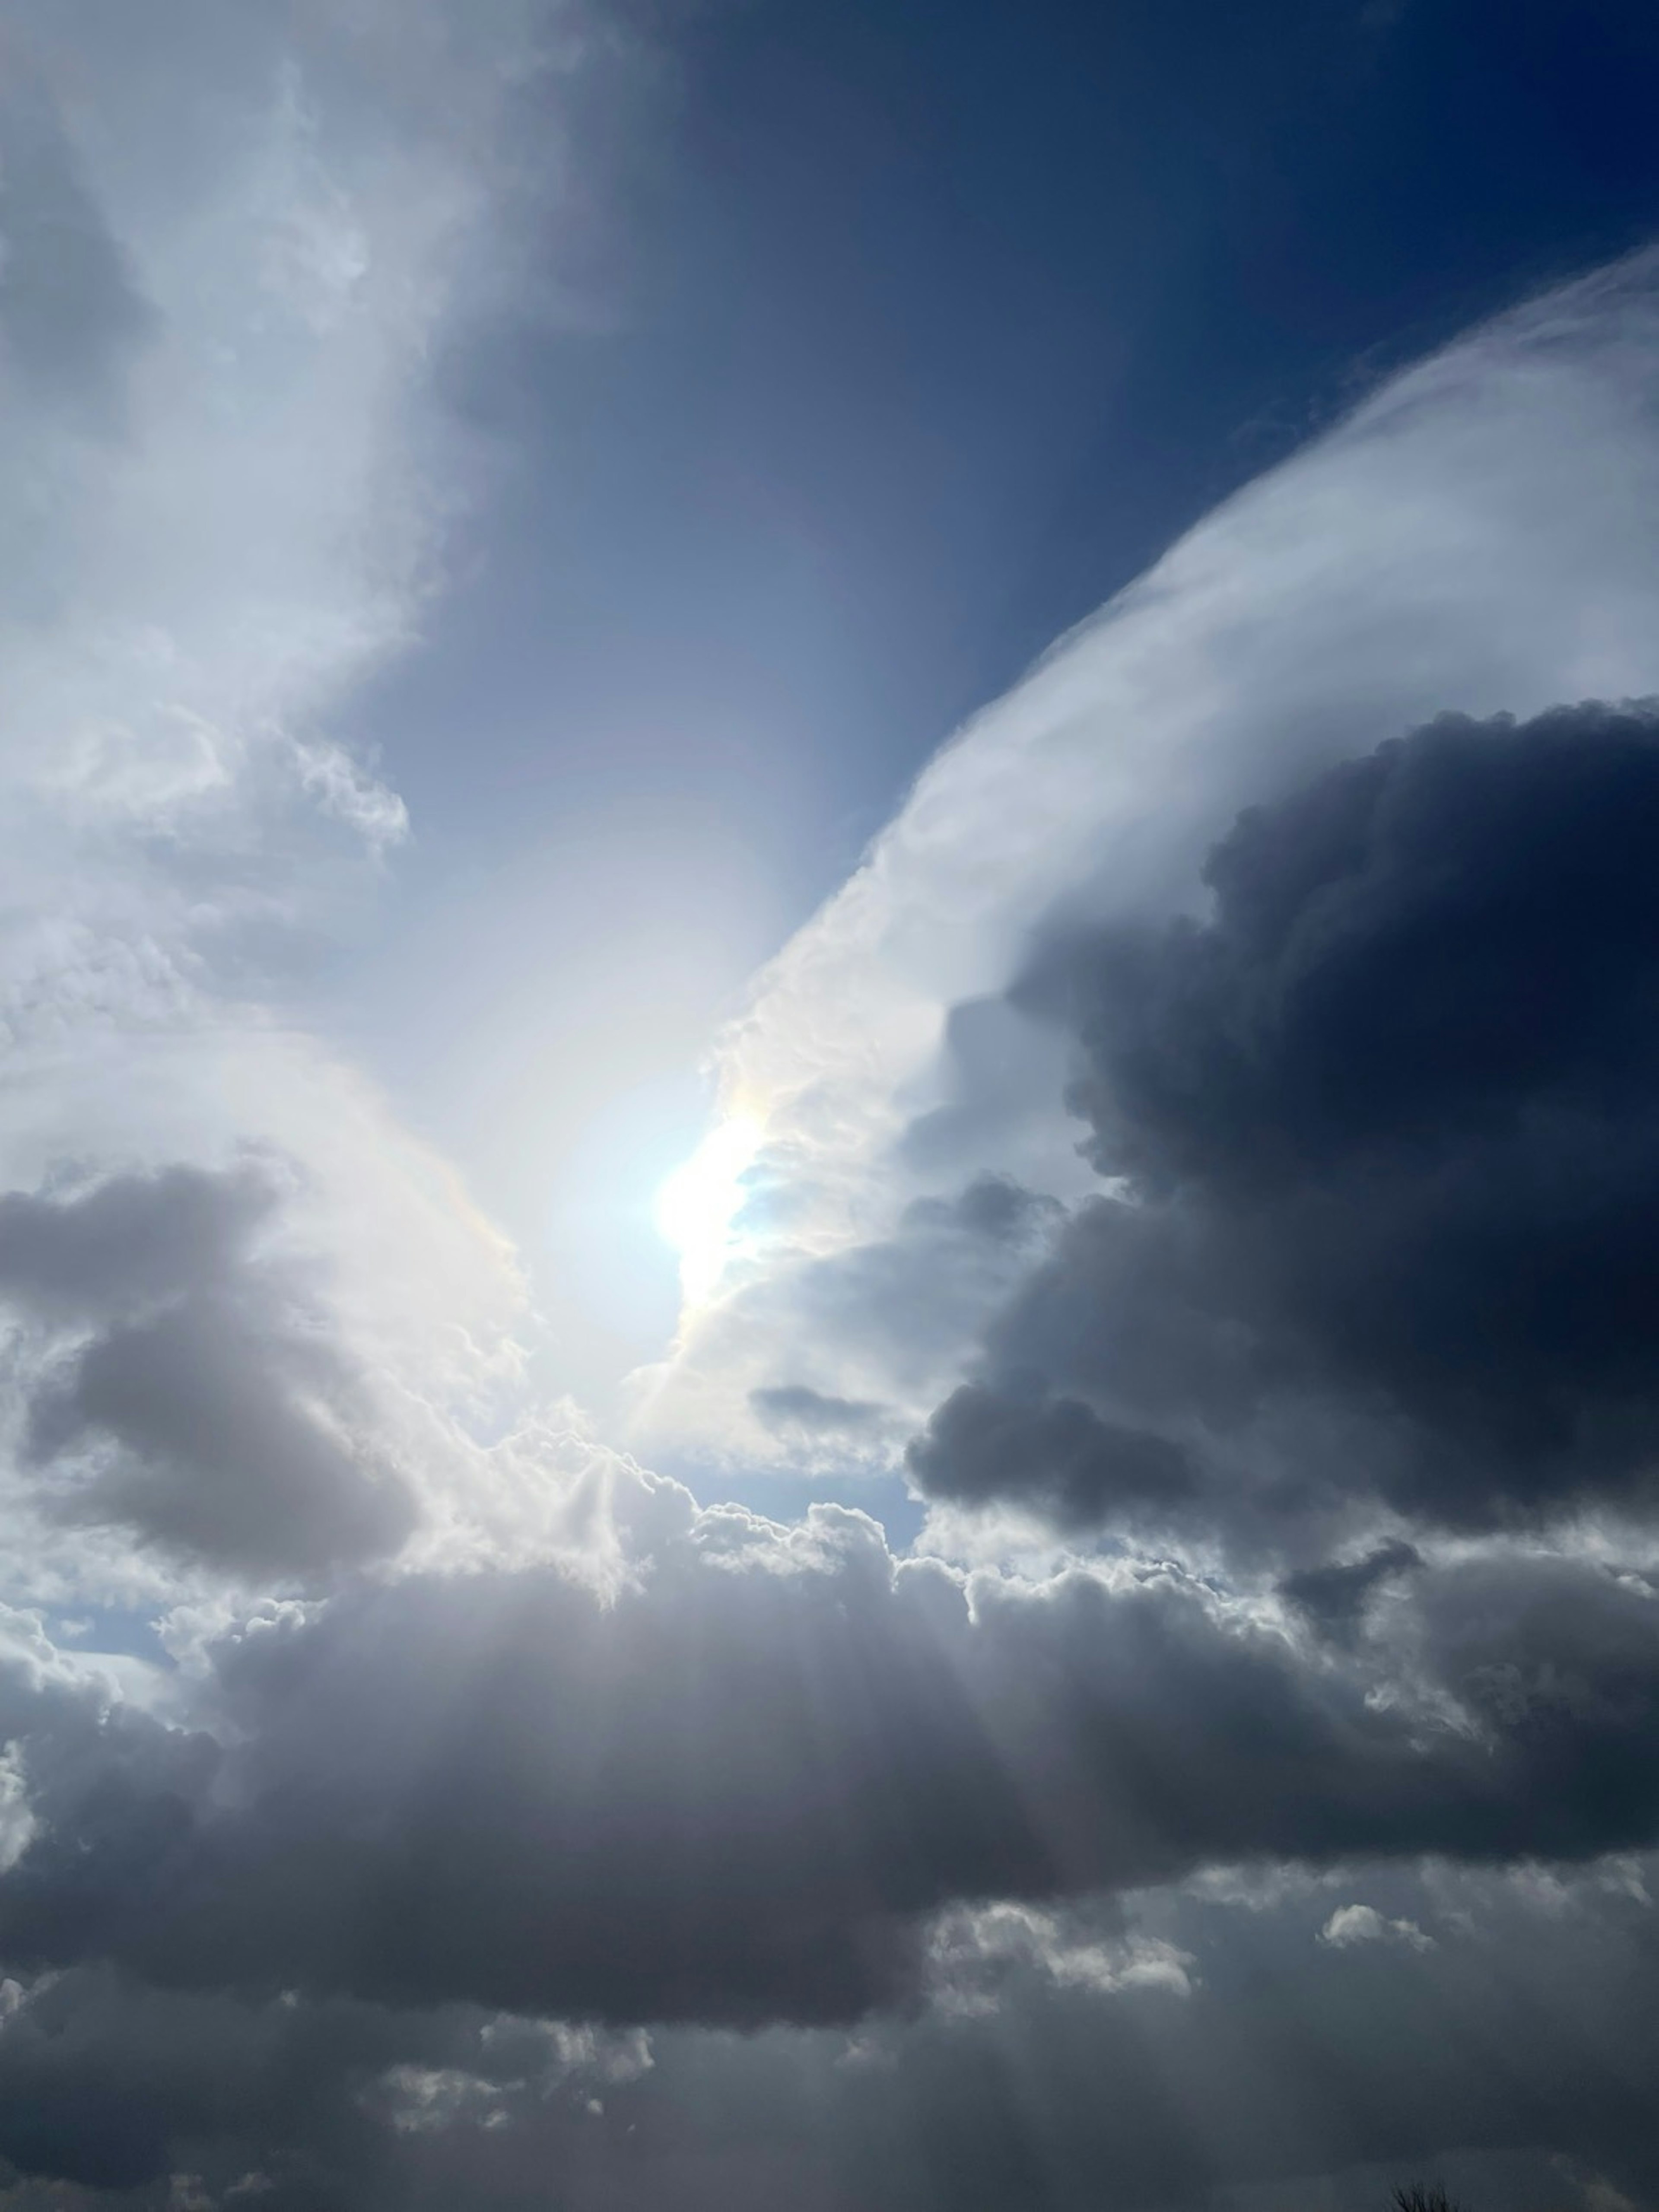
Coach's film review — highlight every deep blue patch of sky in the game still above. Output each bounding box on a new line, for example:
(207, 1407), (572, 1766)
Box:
(362, 0), (1659, 887)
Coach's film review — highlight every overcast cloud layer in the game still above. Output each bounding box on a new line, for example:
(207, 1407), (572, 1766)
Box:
(2, 8), (1659, 2210)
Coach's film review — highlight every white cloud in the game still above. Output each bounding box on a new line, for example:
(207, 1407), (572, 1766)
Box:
(0, 6), (595, 1604)
(927, 1902), (1197, 2013)
(0, 1745), (35, 1876)
(1319, 1903), (1434, 1951)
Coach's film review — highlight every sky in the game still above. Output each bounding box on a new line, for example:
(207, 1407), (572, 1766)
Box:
(3, 1), (1659, 2207)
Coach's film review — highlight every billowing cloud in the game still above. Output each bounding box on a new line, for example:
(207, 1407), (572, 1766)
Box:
(0, 1164), (416, 1577)
(0, 1524), (1651, 2204)
(1, 1502), (1658, 2038)
(922, 705), (1659, 1544)
(907, 1384), (1198, 1533)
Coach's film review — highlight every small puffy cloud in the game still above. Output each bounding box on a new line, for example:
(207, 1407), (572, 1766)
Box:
(926, 1902), (1196, 2014)
(1318, 1904), (1434, 1951)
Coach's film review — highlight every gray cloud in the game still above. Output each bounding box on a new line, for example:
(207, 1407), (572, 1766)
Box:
(1280, 1540), (1422, 1643)
(2, 1519), (1659, 2040)
(0, 1164), (274, 1322)
(0, 1163), (415, 1578)
(925, 704), (1659, 1542)
(0, 13), (1650, 2203)
(0, 1962), (652, 2208)
(652, 1172), (1067, 1469)
(907, 1385), (1198, 1533)
(0, 1551), (1656, 2207)
(750, 1384), (888, 1435)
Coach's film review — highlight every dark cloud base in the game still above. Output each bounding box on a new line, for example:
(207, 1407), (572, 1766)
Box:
(5, 1528), (1659, 2032)
(919, 703), (1659, 1545)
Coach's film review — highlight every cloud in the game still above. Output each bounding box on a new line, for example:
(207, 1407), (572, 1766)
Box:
(750, 1384), (888, 1435)
(0, 1961), (654, 2203)
(937, 705), (1659, 1543)
(0, 1164), (274, 1322)
(0, 20), (1655, 2200)
(1280, 1541), (1422, 1642)
(1318, 1903), (1433, 1951)
(0, 1163), (415, 1577)
(651, 250), (1659, 1463)
(0, 1548), (1654, 2203)
(906, 1385), (1198, 1533)
(0, 2), (551, 1604)
(0, 1511), (1657, 2043)
(637, 1174), (1062, 1470)
(0, 93), (155, 428)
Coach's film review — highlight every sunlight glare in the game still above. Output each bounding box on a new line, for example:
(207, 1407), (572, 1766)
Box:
(655, 1113), (763, 1302)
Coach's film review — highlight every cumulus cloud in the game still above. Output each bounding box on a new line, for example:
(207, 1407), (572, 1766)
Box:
(907, 1384), (1198, 1534)
(923, 706), (1659, 1545)
(3, 1575), (1659, 2194)
(0, 1), (568, 1608)
(0, 1502), (1656, 2052)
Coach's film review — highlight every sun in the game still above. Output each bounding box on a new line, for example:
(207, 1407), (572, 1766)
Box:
(654, 1113), (763, 1303)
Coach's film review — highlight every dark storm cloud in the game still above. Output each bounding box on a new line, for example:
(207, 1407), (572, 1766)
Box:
(0, 1961), (649, 2209)
(1065, 701), (1659, 1192)
(928, 704), (1659, 1536)
(907, 1385), (1198, 1532)
(1280, 1540), (1422, 1641)
(826, 1864), (1659, 2212)
(0, 1164), (415, 1577)
(3, 1863), (1657, 2212)
(3, 1520), (1659, 2034)
(6, 1867), (1658, 2212)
